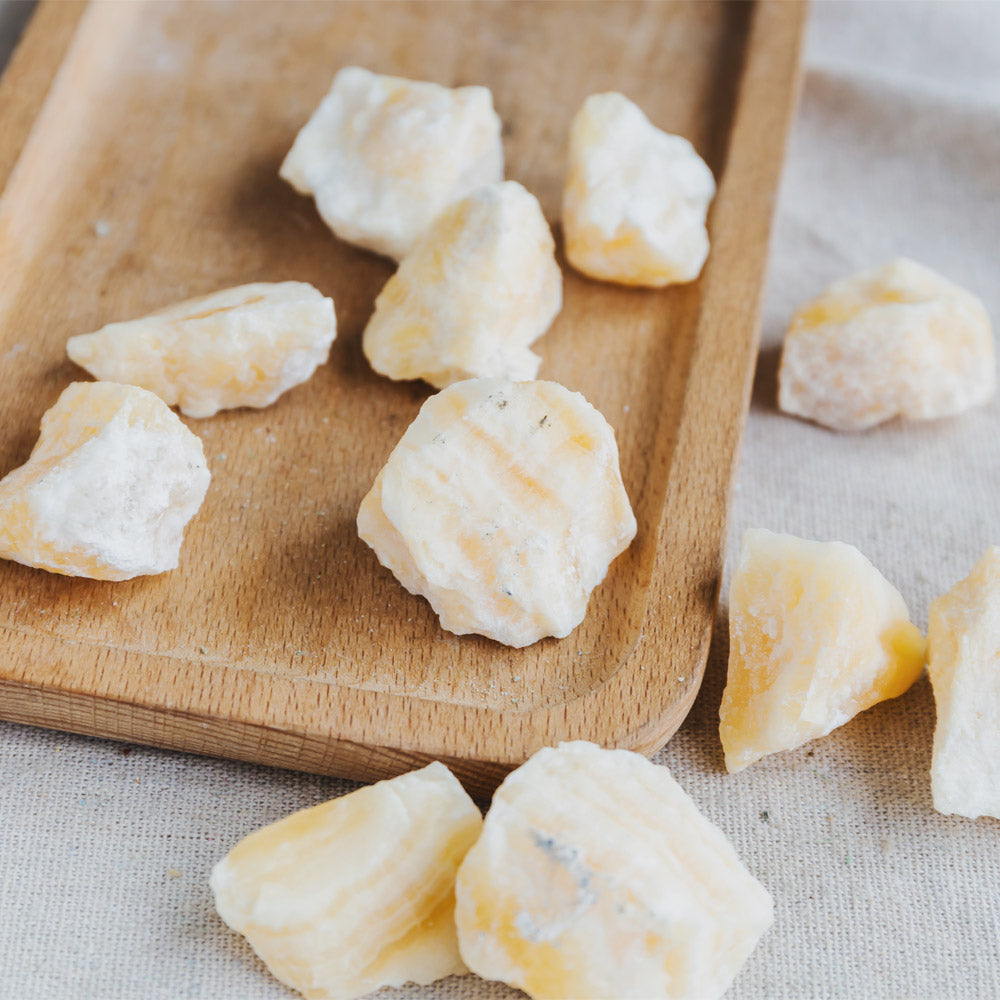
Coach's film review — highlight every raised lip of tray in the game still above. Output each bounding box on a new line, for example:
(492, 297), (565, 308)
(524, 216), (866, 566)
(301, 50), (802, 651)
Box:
(0, 0), (807, 797)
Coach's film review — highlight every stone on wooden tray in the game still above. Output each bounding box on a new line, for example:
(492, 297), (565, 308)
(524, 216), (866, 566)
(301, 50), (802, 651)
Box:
(927, 547), (1000, 819)
(778, 258), (995, 431)
(357, 378), (636, 648)
(280, 66), (503, 261)
(454, 741), (773, 1000)
(67, 281), (336, 419)
(210, 762), (483, 1000)
(0, 381), (210, 580)
(562, 91), (715, 288)
(720, 528), (926, 773)
(362, 180), (561, 388)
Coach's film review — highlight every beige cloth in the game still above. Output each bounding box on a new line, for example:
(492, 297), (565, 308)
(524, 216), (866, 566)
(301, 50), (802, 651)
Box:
(2, 1), (999, 997)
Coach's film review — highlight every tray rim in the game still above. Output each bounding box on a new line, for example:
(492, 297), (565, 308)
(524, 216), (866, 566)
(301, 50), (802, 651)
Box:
(0, 0), (807, 796)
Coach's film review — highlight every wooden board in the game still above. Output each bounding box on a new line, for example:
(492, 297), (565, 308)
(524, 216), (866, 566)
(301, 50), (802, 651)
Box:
(0, 0), (805, 799)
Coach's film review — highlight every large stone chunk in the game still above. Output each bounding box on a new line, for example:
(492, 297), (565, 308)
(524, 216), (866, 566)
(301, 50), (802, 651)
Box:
(778, 258), (995, 431)
(0, 382), (210, 580)
(562, 92), (715, 287)
(357, 378), (636, 647)
(67, 282), (336, 419)
(362, 181), (561, 388)
(928, 547), (1000, 819)
(281, 66), (503, 261)
(720, 528), (926, 772)
(455, 741), (773, 1000)
(211, 762), (482, 1000)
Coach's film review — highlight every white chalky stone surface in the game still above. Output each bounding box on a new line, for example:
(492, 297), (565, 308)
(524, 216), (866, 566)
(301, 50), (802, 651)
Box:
(4, 4), (1000, 1000)
(357, 379), (636, 648)
(362, 181), (561, 388)
(562, 91), (715, 287)
(927, 547), (1000, 819)
(0, 381), (210, 580)
(778, 258), (995, 431)
(67, 282), (337, 419)
(280, 66), (503, 261)
(455, 741), (773, 1000)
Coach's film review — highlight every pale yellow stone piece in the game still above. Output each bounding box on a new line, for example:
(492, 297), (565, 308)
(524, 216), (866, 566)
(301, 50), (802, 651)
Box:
(454, 741), (773, 1000)
(362, 181), (561, 388)
(357, 378), (636, 648)
(927, 547), (1000, 819)
(280, 66), (504, 261)
(0, 382), (210, 580)
(66, 282), (336, 419)
(720, 529), (926, 773)
(210, 762), (483, 1000)
(562, 91), (715, 287)
(778, 258), (995, 431)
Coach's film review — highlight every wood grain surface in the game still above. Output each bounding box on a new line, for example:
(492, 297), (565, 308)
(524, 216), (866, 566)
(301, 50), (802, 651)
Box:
(0, 0), (805, 798)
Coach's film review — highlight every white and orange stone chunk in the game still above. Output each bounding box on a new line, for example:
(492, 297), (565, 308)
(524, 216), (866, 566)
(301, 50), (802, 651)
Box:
(562, 91), (715, 287)
(280, 66), (504, 261)
(927, 547), (1000, 819)
(778, 258), (995, 431)
(210, 762), (482, 1000)
(720, 529), (926, 772)
(357, 378), (636, 647)
(67, 282), (336, 418)
(0, 382), (210, 580)
(362, 181), (562, 388)
(454, 741), (774, 1000)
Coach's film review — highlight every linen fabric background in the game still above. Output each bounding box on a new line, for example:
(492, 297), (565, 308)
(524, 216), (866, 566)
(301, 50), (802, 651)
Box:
(2, 2), (999, 998)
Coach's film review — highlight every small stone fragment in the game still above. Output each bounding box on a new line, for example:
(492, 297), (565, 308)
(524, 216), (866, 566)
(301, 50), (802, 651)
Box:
(454, 741), (773, 1000)
(562, 91), (715, 287)
(281, 66), (504, 261)
(210, 762), (482, 1000)
(720, 529), (926, 772)
(927, 547), (1000, 819)
(778, 258), (995, 431)
(67, 282), (336, 418)
(357, 378), (636, 648)
(0, 382), (210, 580)
(362, 181), (561, 388)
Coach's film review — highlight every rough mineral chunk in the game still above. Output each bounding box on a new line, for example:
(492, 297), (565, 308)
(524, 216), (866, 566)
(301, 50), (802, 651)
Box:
(778, 258), (995, 431)
(720, 529), (926, 773)
(562, 91), (716, 287)
(454, 741), (773, 1000)
(362, 181), (562, 388)
(0, 382), (210, 580)
(66, 282), (336, 419)
(210, 762), (482, 1000)
(280, 66), (504, 261)
(927, 547), (1000, 819)
(357, 378), (636, 648)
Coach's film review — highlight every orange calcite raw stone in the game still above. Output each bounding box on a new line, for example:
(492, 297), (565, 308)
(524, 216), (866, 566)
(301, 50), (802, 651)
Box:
(562, 92), (715, 287)
(778, 258), (995, 431)
(281, 66), (503, 261)
(210, 763), (482, 1000)
(67, 281), (336, 418)
(927, 547), (1000, 819)
(0, 381), (210, 580)
(362, 181), (561, 388)
(455, 741), (773, 1000)
(720, 529), (926, 772)
(357, 378), (636, 647)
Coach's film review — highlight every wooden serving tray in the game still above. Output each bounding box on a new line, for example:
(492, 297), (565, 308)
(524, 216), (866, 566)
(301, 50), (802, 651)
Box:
(0, 0), (805, 798)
